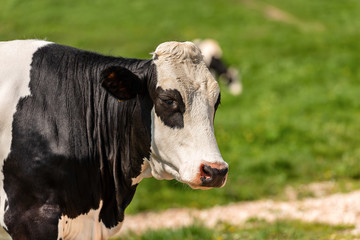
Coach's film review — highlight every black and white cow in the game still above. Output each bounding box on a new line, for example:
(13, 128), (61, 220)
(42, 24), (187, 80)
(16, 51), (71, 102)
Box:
(0, 40), (228, 240)
(194, 39), (242, 95)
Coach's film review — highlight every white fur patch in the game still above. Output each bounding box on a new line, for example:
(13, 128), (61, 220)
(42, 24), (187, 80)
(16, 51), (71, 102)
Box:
(57, 201), (122, 240)
(0, 39), (51, 230)
(131, 158), (152, 186)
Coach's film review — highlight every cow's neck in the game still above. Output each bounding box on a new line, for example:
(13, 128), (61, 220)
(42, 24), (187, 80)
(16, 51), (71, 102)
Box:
(93, 59), (153, 226)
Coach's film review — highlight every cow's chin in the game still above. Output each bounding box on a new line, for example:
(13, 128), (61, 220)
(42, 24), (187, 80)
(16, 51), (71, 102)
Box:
(185, 178), (227, 190)
(148, 165), (203, 189)
(152, 174), (213, 190)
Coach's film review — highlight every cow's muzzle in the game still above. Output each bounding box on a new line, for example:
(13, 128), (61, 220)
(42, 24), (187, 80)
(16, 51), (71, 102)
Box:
(199, 163), (228, 188)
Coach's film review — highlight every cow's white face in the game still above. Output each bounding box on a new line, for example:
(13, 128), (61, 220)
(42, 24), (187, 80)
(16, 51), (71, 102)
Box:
(147, 42), (228, 189)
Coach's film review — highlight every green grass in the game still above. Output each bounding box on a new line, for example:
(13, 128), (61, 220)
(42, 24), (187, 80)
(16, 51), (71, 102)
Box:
(1, 0), (359, 216)
(117, 219), (358, 240)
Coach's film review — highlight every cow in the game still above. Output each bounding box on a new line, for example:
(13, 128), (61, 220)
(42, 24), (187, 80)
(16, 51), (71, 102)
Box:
(194, 39), (242, 95)
(0, 40), (228, 240)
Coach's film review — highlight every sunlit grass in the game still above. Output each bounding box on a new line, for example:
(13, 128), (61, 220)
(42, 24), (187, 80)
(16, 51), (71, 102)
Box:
(1, 0), (359, 214)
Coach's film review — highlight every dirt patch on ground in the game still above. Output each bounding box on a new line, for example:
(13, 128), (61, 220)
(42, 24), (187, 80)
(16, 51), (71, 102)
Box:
(117, 189), (360, 236)
(240, 0), (324, 32)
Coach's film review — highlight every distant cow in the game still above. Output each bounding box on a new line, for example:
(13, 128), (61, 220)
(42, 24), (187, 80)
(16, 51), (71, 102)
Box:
(0, 40), (228, 240)
(194, 39), (242, 95)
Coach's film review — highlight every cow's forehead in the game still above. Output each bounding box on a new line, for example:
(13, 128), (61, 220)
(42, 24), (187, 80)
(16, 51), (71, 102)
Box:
(152, 41), (220, 99)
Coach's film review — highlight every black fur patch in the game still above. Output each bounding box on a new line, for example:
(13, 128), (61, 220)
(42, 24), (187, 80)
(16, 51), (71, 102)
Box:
(153, 87), (185, 129)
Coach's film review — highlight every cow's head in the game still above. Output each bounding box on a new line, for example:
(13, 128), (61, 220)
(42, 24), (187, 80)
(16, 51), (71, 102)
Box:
(101, 41), (228, 189)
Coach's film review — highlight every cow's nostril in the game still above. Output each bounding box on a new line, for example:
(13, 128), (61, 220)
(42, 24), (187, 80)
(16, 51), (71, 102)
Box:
(199, 163), (228, 188)
(200, 164), (212, 181)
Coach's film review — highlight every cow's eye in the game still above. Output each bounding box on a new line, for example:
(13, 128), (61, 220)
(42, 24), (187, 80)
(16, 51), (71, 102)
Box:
(162, 99), (175, 105)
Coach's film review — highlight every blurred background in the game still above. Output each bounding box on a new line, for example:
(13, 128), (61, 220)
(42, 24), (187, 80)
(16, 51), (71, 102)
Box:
(1, 0), (360, 239)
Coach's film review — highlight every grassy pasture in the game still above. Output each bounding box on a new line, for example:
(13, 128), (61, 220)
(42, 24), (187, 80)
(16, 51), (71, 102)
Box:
(1, 0), (360, 238)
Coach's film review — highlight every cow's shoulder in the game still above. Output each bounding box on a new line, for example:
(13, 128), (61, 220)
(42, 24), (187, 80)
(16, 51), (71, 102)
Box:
(0, 39), (52, 190)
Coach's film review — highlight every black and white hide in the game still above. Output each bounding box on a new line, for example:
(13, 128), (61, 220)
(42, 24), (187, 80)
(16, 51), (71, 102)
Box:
(0, 40), (228, 240)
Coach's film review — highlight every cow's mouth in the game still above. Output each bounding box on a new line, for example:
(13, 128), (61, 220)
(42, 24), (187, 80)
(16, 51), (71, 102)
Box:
(186, 178), (227, 190)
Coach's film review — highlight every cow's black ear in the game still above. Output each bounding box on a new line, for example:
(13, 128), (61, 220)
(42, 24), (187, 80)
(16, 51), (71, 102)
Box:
(101, 66), (142, 101)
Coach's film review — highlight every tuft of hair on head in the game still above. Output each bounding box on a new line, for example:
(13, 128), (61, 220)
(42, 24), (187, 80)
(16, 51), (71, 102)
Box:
(152, 41), (203, 64)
